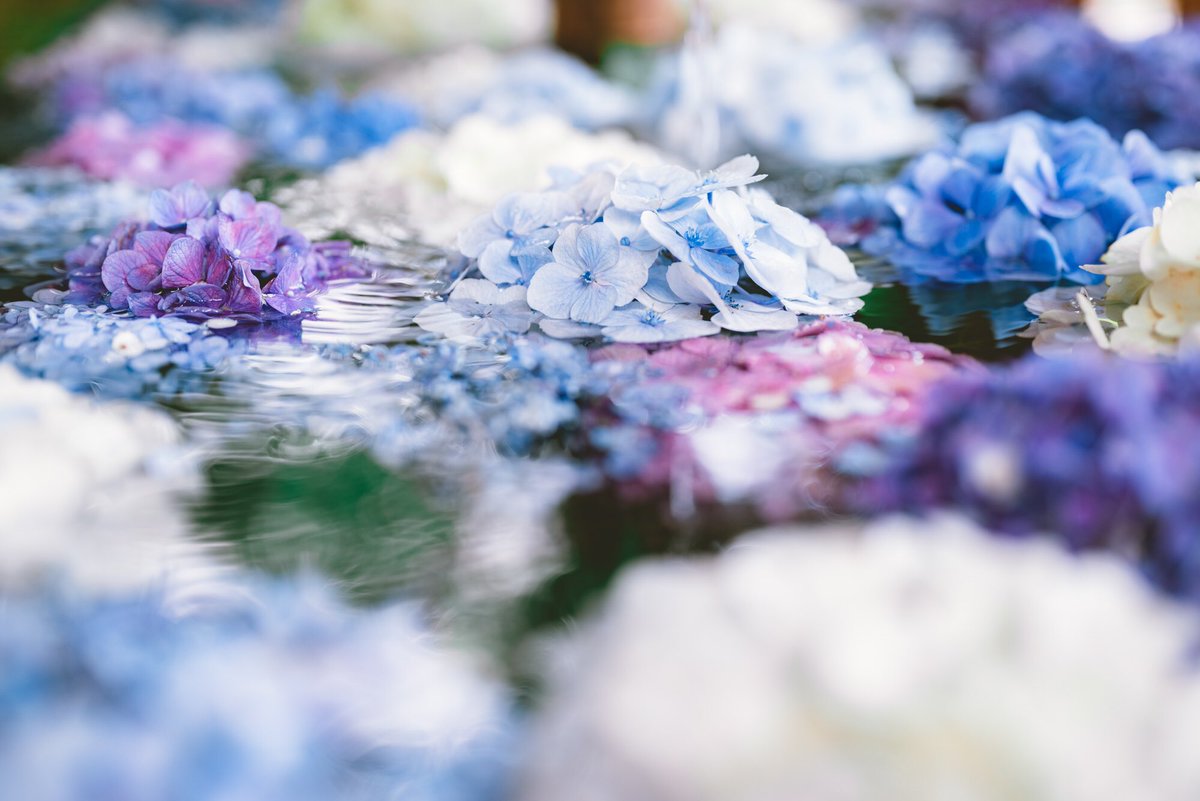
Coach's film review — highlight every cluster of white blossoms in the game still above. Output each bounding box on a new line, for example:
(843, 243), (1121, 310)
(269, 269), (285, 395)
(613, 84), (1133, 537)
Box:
(0, 365), (205, 594)
(278, 114), (662, 249)
(522, 514), (1200, 801)
(1089, 182), (1200, 356)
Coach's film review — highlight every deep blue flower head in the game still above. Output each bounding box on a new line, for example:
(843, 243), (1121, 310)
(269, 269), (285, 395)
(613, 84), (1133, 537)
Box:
(973, 14), (1200, 152)
(0, 577), (515, 801)
(861, 351), (1200, 602)
(877, 113), (1182, 284)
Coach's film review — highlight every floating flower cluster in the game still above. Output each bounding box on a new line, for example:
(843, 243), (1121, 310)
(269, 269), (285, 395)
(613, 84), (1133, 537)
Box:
(869, 113), (1180, 284)
(278, 113), (661, 248)
(26, 111), (250, 188)
(377, 48), (635, 132)
(65, 181), (370, 321)
(973, 15), (1200, 152)
(0, 167), (144, 280)
(417, 156), (870, 344)
(524, 514), (1200, 801)
(0, 365), (200, 593)
(370, 338), (607, 463)
(654, 24), (940, 166)
(0, 303), (238, 397)
(863, 352), (1200, 599)
(0, 578), (515, 801)
(49, 58), (420, 170)
(1086, 182), (1200, 356)
(585, 319), (973, 514)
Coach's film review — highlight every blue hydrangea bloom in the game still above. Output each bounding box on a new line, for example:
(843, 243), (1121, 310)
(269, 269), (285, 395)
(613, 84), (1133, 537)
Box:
(860, 352), (1200, 602)
(0, 577), (515, 801)
(973, 14), (1200, 152)
(875, 113), (1182, 284)
(0, 303), (239, 398)
(264, 89), (422, 170)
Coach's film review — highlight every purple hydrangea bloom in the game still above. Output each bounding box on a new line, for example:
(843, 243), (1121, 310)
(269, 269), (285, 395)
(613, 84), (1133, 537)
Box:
(860, 352), (1200, 602)
(973, 14), (1200, 152)
(65, 182), (370, 321)
(869, 113), (1181, 284)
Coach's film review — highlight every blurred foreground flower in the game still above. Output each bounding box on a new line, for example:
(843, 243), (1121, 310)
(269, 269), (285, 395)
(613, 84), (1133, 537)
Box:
(0, 365), (200, 594)
(864, 352), (1200, 599)
(523, 514), (1200, 801)
(0, 577), (514, 801)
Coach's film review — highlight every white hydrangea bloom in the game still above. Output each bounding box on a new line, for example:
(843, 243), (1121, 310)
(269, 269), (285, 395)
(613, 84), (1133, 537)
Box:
(522, 515), (1200, 801)
(661, 23), (941, 166)
(0, 365), (205, 593)
(1088, 182), (1200, 356)
(278, 114), (662, 248)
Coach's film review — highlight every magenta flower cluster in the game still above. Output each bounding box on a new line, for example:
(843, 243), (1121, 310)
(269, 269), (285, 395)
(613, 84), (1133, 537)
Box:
(26, 112), (250, 188)
(66, 181), (368, 321)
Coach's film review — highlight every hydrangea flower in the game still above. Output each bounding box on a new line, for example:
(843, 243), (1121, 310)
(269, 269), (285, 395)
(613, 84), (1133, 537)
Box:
(973, 14), (1200, 152)
(862, 351), (1200, 600)
(1086, 181), (1200, 356)
(0, 365), (202, 593)
(64, 181), (370, 321)
(276, 114), (664, 249)
(44, 58), (420, 170)
(413, 279), (534, 344)
(527, 223), (649, 323)
(651, 24), (941, 167)
(524, 514), (1200, 801)
(597, 301), (720, 343)
(0, 303), (238, 397)
(583, 319), (972, 514)
(25, 111), (250, 188)
(263, 89), (422, 170)
(0, 577), (515, 801)
(856, 113), (1182, 284)
(417, 157), (869, 344)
